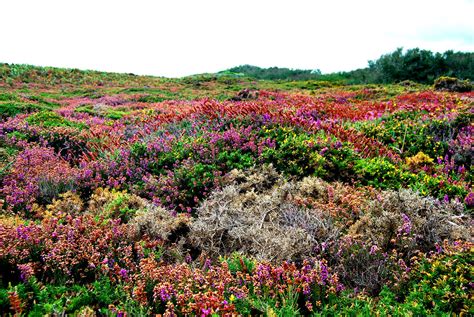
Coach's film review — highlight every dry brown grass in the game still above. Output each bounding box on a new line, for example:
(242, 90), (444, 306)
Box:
(348, 188), (471, 252)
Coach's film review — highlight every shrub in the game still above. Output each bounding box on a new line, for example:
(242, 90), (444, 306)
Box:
(127, 204), (190, 243)
(348, 188), (470, 253)
(401, 246), (473, 315)
(88, 187), (145, 221)
(433, 76), (472, 92)
(405, 151), (434, 172)
(0, 102), (46, 119)
(354, 157), (408, 188)
(190, 166), (342, 261)
(44, 191), (84, 219)
(26, 111), (87, 129)
(0, 215), (162, 284)
(1, 146), (79, 214)
(0, 276), (146, 315)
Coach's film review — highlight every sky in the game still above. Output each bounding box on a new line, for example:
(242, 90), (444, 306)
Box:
(1, 0), (473, 77)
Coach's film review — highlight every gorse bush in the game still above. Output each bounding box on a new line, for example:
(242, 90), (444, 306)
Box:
(349, 189), (470, 253)
(433, 76), (472, 92)
(88, 187), (145, 221)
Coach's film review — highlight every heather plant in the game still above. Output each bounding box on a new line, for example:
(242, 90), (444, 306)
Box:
(0, 102), (51, 119)
(0, 276), (146, 316)
(130, 256), (343, 315)
(76, 104), (131, 120)
(1, 146), (79, 214)
(0, 215), (164, 284)
(354, 157), (468, 199)
(296, 176), (376, 220)
(405, 151), (434, 172)
(321, 238), (410, 295)
(399, 243), (473, 315)
(433, 76), (472, 92)
(0, 214), (26, 227)
(259, 125), (357, 180)
(446, 125), (473, 170)
(318, 242), (473, 315)
(357, 111), (463, 159)
(354, 157), (411, 189)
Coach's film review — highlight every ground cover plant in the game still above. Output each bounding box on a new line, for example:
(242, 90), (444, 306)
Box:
(0, 63), (472, 316)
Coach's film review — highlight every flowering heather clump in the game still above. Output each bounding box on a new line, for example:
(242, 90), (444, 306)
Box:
(0, 66), (472, 315)
(1, 146), (78, 215)
(132, 257), (343, 315)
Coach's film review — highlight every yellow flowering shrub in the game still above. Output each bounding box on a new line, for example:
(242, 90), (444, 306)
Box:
(406, 151), (434, 171)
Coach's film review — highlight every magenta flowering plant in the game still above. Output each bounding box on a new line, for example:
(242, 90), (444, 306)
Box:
(1, 146), (79, 214)
(0, 214), (164, 284)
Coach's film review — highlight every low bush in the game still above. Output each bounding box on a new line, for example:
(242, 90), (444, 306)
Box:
(26, 111), (87, 129)
(433, 76), (472, 92)
(349, 188), (470, 253)
(88, 187), (145, 221)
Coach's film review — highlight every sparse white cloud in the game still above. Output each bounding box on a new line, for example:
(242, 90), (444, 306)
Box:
(0, 0), (473, 77)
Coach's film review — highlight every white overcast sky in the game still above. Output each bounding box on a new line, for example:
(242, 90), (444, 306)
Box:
(1, 0), (473, 77)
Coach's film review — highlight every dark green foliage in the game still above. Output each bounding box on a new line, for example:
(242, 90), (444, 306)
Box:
(367, 48), (474, 84)
(0, 277), (146, 315)
(259, 126), (357, 180)
(223, 253), (256, 274)
(353, 157), (467, 199)
(401, 251), (473, 315)
(221, 49), (473, 85)
(0, 102), (53, 119)
(224, 65), (322, 81)
(216, 150), (255, 171)
(135, 94), (168, 102)
(354, 157), (407, 189)
(0, 92), (19, 101)
(357, 111), (456, 159)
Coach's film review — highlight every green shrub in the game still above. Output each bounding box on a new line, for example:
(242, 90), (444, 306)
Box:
(354, 157), (412, 189)
(0, 102), (46, 118)
(75, 105), (130, 120)
(0, 92), (19, 101)
(354, 158), (467, 199)
(223, 253), (256, 274)
(216, 150), (255, 171)
(398, 251), (473, 315)
(259, 126), (356, 180)
(1, 277), (146, 315)
(358, 112), (450, 158)
(26, 111), (87, 129)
